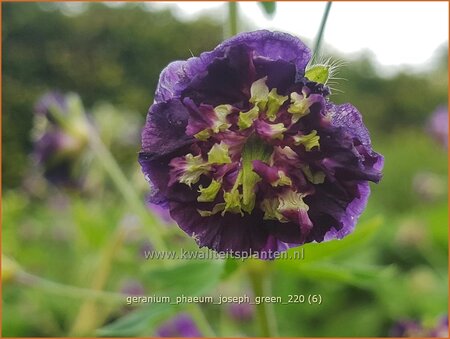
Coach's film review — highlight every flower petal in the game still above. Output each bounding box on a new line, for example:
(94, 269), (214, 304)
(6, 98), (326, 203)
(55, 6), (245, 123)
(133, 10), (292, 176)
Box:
(141, 99), (193, 157)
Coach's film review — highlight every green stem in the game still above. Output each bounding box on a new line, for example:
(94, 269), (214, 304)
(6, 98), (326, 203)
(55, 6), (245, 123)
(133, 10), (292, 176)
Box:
(188, 304), (216, 337)
(85, 118), (167, 252)
(312, 1), (332, 64)
(228, 2), (238, 37)
(69, 227), (127, 336)
(248, 262), (278, 337)
(16, 271), (124, 304)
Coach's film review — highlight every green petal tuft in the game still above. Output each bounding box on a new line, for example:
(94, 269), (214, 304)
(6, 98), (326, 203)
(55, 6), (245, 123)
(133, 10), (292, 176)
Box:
(197, 179), (222, 202)
(238, 106), (260, 130)
(266, 88), (288, 121)
(207, 142), (232, 164)
(293, 130), (320, 151)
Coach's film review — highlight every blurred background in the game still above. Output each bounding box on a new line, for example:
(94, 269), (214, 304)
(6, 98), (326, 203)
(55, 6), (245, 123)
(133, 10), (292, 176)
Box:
(2, 2), (448, 337)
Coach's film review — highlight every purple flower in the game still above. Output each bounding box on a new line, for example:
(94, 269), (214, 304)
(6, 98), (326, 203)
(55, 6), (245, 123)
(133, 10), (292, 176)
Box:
(139, 30), (383, 256)
(412, 171), (446, 203)
(390, 316), (449, 337)
(120, 279), (145, 296)
(429, 315), (448, 338)
(390, 320), (424, 337)
(427, 105), (448, 149)
(147, 201), (174, 225)
(156, 313), (202, 337)
(34, 91), (68, 118)
(32, 92), (88, 186)
(228, 302), (254, 322)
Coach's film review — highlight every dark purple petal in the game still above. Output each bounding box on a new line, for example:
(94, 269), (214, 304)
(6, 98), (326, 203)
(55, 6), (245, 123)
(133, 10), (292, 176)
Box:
(182, 44), (255, 108)
(141, 99), (193, 157)
(155, 30), (311, 104)
(157, 313), (202, 337)
(252, 160), (279, 184)
(170, 200), (292, 253)
(327, 103), (384, 174)
(147, 202), (173, 224)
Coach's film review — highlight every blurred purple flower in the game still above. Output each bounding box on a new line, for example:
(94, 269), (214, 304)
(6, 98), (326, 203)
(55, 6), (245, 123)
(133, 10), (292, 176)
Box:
(32, 92), (88, 186)
(412, 171), (446, 202)
(228, 302), (254, 322)
(147, 201), (173, 225)
(34, 91), (67, 118)
(156, 313), (202, 337)
(120, 279), (145, 296)
(390, 320), (424, 337)
(138, 240), (153, 259)
(390, 315), (449, 337)
(427, 105), (448, 149)
(139, 30), (383, 257)
(429, 315), (448, 337)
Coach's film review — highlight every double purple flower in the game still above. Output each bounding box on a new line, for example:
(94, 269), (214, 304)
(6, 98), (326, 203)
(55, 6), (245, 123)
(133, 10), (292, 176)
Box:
(156, 314), (202, 337)
(33, 92), (88, 186)
(139, 30), (383, 255)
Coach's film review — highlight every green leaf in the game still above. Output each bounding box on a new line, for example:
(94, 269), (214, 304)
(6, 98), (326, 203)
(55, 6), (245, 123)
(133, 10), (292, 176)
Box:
(221, 258), (241, 279)
(144, 260), (224, 297)
(259, 2), (276, 17)
(293, 263), (397, 289)
(97, 302), (173, 337)
(298, 215), (383, 263)
(97, 260), (224, 336)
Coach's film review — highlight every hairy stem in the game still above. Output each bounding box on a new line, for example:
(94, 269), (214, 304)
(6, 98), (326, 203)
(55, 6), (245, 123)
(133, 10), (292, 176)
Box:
(228, 2), (239, 37)
(248, 261), (278, 337)
(312, 1), (332, 64)
(16, 271), (125, 303)
(86, 120), (167, 251)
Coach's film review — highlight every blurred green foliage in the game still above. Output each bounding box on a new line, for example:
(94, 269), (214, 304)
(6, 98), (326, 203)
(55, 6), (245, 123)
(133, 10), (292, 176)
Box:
(2, 2), (222, 188)
(2, 2), (448, 338)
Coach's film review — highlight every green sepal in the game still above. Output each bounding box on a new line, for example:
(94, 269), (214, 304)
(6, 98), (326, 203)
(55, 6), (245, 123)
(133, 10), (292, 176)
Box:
(305, 64), (330, 84)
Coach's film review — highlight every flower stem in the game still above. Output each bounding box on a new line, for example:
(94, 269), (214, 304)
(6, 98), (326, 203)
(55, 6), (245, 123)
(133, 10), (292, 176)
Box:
(16, 271), (124, 303)
(69, 227), (127, 336)
(79, 115), (215, 336)
(84, 118), (167, 252)
(248, 261), (278, 337)
(228, 2), (239, 37)
(188, 304), (216, 337)
(312, 1), (332, 63)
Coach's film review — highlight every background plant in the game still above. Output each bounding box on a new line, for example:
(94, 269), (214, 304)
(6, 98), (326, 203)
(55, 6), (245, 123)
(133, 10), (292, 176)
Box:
(2, 2), (448, 337)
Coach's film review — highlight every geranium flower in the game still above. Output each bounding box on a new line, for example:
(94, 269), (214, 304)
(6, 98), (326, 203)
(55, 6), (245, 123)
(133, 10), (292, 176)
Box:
(139, 30), (383, 256)
(427, 105), (448, 149)
(32, 92), (89, 186)
(156, 314), (201, 337)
